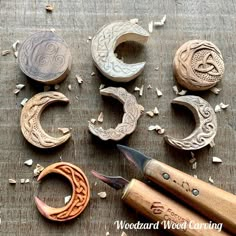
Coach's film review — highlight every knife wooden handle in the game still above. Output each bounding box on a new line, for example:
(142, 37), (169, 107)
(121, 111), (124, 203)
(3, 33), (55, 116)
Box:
(122, 179), (230, 236)
(144, 159), (236, 234)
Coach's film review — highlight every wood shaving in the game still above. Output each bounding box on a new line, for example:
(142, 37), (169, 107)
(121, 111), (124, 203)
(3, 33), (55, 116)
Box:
(50, 28), (56, 32)
(214, 104), (221, 113)
(153, 107), (159, 115)
(210, 87), (221, 95)
(147, 84), (152, 89)
(146, 111), (154, 117)
(14, 84), (25, 95)
(148, 21), (153, 33)
(64, 195), (71, 204)
(76, 75), (83, 84)
(106, 232), (110, 236)
(192, 162), (197, 170)
(14, 51), (18, 58)
(156, 87), (162, 97)
(54, 84), (60, 90)
(9, 179), (16, 184)
(94, 181), (97, 186)
(210, 139), (215, 148)
(219, 102), (229, 109)
(212, 156), (222, 163)
(68, 84), (72, 91)
(1, 50), (11, 56)
(155, 67), (159, 71)
(34, 164), (44, 177)
(90, 118), (96, 124)
(44, 85), (51, 91)
(97, 112), (104, 123)
(154, 15), (167, 26)
(189, 157), (196, 164)
(208, 176), (214, 184)
(58, 127), (70, 134)
(24, 159), (33, 166)
(129, 18), (139, 24)
(190, 152), (195, 158)
(121, 232), (127, 236)
(88, 36), (92, 40)
(139, 85), (144, 96)
(98, 191), (107, 199)
(178, 90), (187, 96)
(134, 86), (140, 91)
(91, 72), (96, 76)
(157, 128), (165, 134)
(12, 40), (20, 52)
(14, 89), (21, 95)
(20, 98), (28, 106)
(25, 179), (30, 183)
(148, 125), (161, 131)
(173, 85), (179, 95)
(99, 84), (105, 90)
(193, 175), (198, 179)
(45, 4), (54, 12)
(86, 39), (90, 43)
(20, 179), (25, 184)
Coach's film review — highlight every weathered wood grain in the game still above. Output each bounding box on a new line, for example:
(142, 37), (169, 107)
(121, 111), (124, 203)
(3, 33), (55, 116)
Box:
(0, 0), (235, 236)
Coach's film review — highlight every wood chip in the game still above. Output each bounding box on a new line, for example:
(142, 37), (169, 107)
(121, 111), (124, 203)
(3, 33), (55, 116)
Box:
(214, 104), (221, 113)
(155, 67), (159, 71)
(106, 232), (110, 236)
(64, 195), (71, 204)
(34, 164), (44, 177)
(157, 128), (165, 134)
(147, 84), (152, 89)
(210, 139), (215, 148)
(210, 87), (221, 95)
(190, 152), (195, 158)
(139, 85), (144, 96)
(9, 179), (16, 184)
(154, 15), (167, 26)
(76, 74), (83, 84)
(68, 84), (72, 91)
(24, 159), (33, 166)
(148, 21), (153, 33)
(25, 179), (30, 183)
(212, 156), (222, 163)
(219, 102), (229, 109)
(134, 86), (140, 91)
(209, 176), (214, 184)
(153, 107), (159, 115)
(50, 28), (56, 32)
(97, 112), (104, 123)
(20, 98), (28, 106)
(146, 111), (154, 117)
(156, 87), (162, 97)
(173, 85), (179, 95)
(88, 36), (92, 40)
(178, 89), (187, 96)
(99, 84), (105, 90)
(12, 40), (20, 52)
(20, 178), (25, 184)
(148, 125), (161, 131)
(129, 18), (139, 24)
(192, 162), (197, 170)
(91, 72), (96, 76)
(90, 118), (96, 124)
(16, 84), (25, 90)
(45, 4), (54, 12)
(98, 191), (107, 199)
(54, 84), (60, 90)
(58, 127), (70, 134)
(14, 51), (18, 58)
(189, 157), (196, 164)
(1, 50), (11, 56)
(121, 232), (127, 236)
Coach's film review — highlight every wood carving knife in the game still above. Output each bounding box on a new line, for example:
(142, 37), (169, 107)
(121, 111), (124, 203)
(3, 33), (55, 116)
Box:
(91, 170), (230, 236)
(117, 144), (236, 235)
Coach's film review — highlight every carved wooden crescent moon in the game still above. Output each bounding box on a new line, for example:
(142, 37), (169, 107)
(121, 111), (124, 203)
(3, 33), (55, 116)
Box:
(164, 95), (217, 150)
(88, 87), (144, 141)
(20, 91), (71, 149)
(91, 21), (149, 82)
(34, 162), (90, 221)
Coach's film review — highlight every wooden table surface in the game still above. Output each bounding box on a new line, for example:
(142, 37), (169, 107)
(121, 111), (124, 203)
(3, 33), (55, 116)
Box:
(0, 0), (235, 235)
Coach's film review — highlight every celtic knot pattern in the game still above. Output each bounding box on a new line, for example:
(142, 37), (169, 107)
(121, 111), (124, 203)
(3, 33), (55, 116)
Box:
(88, 87), (144, 141)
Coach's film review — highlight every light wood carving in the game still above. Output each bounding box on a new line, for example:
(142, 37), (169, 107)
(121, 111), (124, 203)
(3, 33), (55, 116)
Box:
(88, 87), (144, 141)
(91, 21), (149, 82)
(35, 162), (90, 221)
(164, 95), (217, 150)
(18, 31), (72, 84)
(20, 91), (71, 149)
(173, 40), (224, 91)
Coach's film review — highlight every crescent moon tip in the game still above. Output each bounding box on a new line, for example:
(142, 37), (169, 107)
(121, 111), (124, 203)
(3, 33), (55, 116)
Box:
(34, 196), (50, 218)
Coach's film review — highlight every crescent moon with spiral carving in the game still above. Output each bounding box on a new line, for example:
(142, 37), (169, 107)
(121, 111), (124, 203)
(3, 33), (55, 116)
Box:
(34, 162), (90, 221)
(91, 21), (149, 82)
(20, 91), (71, 149)
(164, 95), (217, 150)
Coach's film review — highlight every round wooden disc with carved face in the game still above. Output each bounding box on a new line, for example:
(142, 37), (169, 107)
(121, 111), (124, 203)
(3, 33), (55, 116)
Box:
(88, 87), (144, 141)
(35, 162), (90, 221)
(20, 91), (71, 149)
(18, 31), (72, 84)
(173, 40), (224, 91)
